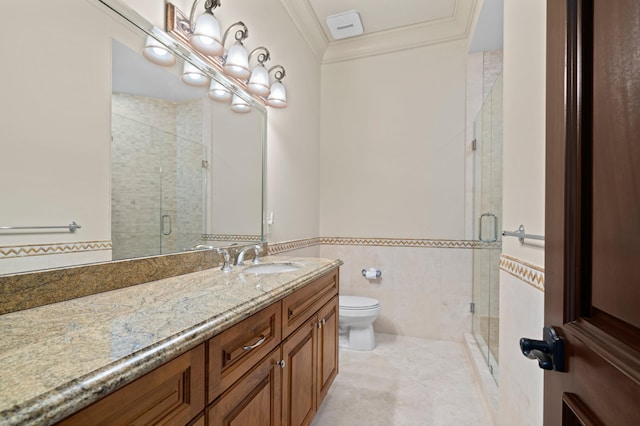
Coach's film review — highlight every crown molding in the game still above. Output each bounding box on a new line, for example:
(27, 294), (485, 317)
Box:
(279, 0), (479, 64)
(278, 0), (329, 62)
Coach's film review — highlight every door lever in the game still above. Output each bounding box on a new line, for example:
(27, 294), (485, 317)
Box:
(520, 326), (565, 371)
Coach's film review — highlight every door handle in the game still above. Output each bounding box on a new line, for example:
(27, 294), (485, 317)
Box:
(161, 214), (172, 236)
(479, 212), (498, 242)
(520, 326), (565, 371)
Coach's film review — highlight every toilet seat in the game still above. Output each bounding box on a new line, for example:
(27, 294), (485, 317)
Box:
(339, 295), (380, 310)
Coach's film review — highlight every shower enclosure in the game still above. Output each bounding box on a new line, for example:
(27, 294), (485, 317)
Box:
(111, 95), (207, 261)
(472, 73), (503, 382)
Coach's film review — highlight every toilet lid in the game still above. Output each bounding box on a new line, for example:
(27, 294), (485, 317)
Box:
(339, 295), (380, 310)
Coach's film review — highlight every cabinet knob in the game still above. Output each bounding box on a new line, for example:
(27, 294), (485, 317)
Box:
(275, 360), (286, 368)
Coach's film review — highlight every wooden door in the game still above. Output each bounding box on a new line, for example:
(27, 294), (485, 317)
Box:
(208, 347), (282, 426)
(545, 0), (640, 424)
(316, 296), (339, 406)
(282, 316), (317, 426)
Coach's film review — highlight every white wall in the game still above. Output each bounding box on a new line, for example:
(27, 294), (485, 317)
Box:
(320, 40), (468, 240)
(499, 1), (547, 425)
(319, 40), (471, 341)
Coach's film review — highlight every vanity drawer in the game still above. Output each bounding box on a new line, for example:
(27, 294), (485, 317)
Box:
(282, 270), (339, 337)
(59, 344), (205, 426)
(208, 302), (281, 403)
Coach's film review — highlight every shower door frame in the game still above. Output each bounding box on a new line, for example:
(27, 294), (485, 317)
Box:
(471, 73), (503, 383)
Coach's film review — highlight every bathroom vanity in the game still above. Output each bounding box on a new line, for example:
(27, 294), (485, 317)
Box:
(0, 257), (341, 426)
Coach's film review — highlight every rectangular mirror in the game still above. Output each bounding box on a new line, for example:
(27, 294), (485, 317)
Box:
(0, 0), (265, 275)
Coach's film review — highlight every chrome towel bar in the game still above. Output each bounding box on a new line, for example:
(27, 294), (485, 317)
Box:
(502, 224), (544, 244)
(0, 221), (82, 233)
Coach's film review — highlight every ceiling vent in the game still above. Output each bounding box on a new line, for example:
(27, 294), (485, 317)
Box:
(326, 11), (364, 40)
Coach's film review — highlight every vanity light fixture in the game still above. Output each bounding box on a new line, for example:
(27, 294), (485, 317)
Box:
(221, 22), (250, 80)
(208, 80), (232, 102)
(246, 47), (271, 97)
(267, 65), (287, 108)
(166, 2), (289, 109)
(189, 0), (223, 56)
(142, 35), (176, 66)
(230, 93), (252, 113)
(181, 61), (210, 86)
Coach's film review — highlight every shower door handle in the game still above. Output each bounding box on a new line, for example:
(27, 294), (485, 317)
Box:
(161, 214), (172, 236)
(479, 213), (498, 242)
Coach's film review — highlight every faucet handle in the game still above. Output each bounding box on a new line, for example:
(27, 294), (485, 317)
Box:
(215, 248), (233, 272)
(252, 244), (262, 264)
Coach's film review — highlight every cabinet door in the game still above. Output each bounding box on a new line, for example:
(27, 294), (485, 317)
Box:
(282, 316), (318, 426)
(59, 344), (205, 426)
(208, 347), (282, 426)
(316, 296), (339, 406)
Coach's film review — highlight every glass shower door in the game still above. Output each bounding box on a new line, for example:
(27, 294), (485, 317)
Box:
(111, 96), (207, 260)
(472, 73), (503, 382)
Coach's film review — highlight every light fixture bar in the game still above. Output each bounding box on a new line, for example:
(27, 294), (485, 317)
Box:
(166, 2), (267, 107)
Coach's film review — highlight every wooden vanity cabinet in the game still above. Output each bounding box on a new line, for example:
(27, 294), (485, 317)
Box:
(59, 344), (205, 426)
(57, 268), (339, 426)
(210, 269), (339, 426)
(281, 271), (339, 426)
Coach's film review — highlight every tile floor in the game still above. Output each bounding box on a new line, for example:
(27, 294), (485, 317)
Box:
(311, 333), (492, 426)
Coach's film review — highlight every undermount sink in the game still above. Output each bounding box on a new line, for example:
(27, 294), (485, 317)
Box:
(242, 262), (302, 274)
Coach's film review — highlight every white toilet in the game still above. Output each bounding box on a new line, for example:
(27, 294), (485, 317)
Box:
(339, 295), (381, 351)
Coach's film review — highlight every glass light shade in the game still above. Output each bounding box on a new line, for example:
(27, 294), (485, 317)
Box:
(223, 43), (250, 80)
(190, 12), (223, 56)
(247, 65), (270, 97)
(181, 62), (209, 87)
(208, 80), (232, 102)
(142, 36), (176, 66)
(231, 94), (252, 113)
(267, 81), (287, 108)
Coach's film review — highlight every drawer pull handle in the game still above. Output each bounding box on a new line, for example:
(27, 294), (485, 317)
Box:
(243, 335), (266, 351)
(276, 360), (286, 368)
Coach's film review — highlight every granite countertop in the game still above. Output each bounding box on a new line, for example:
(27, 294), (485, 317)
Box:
(0, 256), (342, 426)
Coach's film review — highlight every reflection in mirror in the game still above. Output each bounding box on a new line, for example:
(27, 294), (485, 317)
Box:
(111, 40), (207, 260)
(0, 1), (265, 276)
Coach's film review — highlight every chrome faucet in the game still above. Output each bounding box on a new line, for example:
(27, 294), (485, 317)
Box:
(192, 244), (214, 250)
(236, 244), (262, 266)
(216, 248), (233, 272)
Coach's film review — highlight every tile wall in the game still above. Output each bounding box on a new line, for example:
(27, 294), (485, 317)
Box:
(319, 243), (473, 342)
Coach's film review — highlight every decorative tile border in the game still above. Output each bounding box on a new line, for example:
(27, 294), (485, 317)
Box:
(499, 254), (545, 292)
(201, 234), (261, 242)
(320, 237), (501, 249)
(268, 236), (501, 254)
(268, 238), (322, 255)
(0, 241), (112, 259)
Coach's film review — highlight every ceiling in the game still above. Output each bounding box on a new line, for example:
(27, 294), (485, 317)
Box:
(310, 0), (456, 37)
(279, 0), (487, 63)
